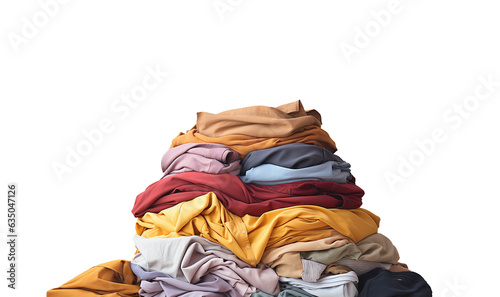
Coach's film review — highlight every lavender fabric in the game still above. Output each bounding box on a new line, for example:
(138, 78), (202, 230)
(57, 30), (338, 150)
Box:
(161, 143), (241, 178)
(301, 259), (327, 282)
(132, 235), (280, 296)
(131, 263), (243, 297)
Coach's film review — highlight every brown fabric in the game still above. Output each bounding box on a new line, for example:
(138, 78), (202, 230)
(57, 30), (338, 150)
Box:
(47, 260), (140, 297)
(324, 264), (352, 275)
(357, 233), (400, 263)
(272, 252), (304, 278)
(263, 233), (400, 279)
(275, 100), (322, 123)
(268, 254), (353, 278)
(261, 230), (352, 278)
(261, 229), (352, 266)
(389, 263), (410, 272)
(299, 233), (400, 265)
(196, 100), (322, 138)
(171, 125), (336, 160)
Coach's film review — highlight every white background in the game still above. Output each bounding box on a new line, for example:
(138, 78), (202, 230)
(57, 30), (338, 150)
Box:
(1, 1), (499, 296)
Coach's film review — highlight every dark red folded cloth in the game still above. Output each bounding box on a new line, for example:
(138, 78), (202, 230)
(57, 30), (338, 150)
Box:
(132, 172), (364, 218)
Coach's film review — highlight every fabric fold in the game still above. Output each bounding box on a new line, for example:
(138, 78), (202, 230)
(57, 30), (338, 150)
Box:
(240, 143), (344, 174)
(131, 263), (243, 297)
(46, 260), (140, 297)
(239, 161), (351, 185)
(263, 233), (399, 279)
(358, 268), (432, 297)
(135, 192), (380, 267)
(196, 100), (322, 138)
(132, 235), (280, 296)
(279, 271), (359, 297)
(161, 143), (241, 178)
(170, 125), (337, 160)
(132, 172), (364, 218)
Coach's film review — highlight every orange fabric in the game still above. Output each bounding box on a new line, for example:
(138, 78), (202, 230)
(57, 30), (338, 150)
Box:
(170, 125), (337, 160)
(47, 260), (140, 297)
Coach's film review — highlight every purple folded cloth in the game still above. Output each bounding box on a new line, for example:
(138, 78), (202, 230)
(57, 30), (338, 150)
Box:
(131, 263), (244, 297)
(161, 143), (241, 178)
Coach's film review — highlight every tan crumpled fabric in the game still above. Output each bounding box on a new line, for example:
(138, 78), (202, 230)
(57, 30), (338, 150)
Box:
(197, 100), (322, 138)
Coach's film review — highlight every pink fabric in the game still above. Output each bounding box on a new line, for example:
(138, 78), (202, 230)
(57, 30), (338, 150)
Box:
(161, 143), (241, 178)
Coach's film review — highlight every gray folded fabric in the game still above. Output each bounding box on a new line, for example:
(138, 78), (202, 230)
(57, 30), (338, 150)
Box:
(279, 271), (359, 297)
(240, 143), (344, 174)
(301, 243), (362, 265)
(253, 285), (317, 297)
(334, 259), (392, 276)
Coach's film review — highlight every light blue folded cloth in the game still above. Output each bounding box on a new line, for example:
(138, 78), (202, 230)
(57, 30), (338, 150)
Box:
(239, 161), (351, 185)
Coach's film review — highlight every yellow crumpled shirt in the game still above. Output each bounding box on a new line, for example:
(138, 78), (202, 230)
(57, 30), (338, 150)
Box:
(136, 192), (380, 267)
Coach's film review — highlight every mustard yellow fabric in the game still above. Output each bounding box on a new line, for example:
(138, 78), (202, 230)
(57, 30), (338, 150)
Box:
(47, 260), (140, 297)
(136, 193), (379, 267)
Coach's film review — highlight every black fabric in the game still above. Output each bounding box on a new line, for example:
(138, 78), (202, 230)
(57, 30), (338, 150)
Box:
(240, 143), (344, 174)
(358, 268), (432, 297)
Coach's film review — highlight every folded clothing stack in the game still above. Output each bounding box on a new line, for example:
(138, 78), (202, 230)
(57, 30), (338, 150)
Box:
(47, 101), (432, 297)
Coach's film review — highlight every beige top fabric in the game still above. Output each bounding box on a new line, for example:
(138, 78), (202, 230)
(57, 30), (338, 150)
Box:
(197, 100), (322, 138)
(261, 229), (353, 266)
(263, 233), (400, 278)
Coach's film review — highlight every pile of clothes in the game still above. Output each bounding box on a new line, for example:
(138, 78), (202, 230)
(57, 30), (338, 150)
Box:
(47, 101), (432, 297)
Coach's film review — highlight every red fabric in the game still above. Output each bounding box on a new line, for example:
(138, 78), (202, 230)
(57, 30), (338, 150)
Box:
(132, 172), (364, 218)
